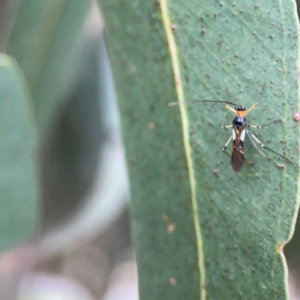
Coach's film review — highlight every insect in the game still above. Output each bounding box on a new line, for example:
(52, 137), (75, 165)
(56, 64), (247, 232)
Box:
(169, 99), (292, 172)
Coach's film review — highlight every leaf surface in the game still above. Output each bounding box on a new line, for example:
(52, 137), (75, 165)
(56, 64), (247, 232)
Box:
(6, 0), (91, 137)
(0, 54), (38, 251)
(98, 0), (300, 299)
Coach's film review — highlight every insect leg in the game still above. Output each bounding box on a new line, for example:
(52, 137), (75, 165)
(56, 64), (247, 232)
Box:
(222, 135), (233, 157)
(247, 130), (292, 163)
(225, 105), (237, 114)
(244, 102), (259, 116)
(247, 119), (281, 129)
(245, 130), (266, 157)
(221, 125), (232, 129)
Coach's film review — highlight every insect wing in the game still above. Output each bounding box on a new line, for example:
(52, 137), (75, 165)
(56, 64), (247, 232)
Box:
(231, 127), (245, 172)
(231, 140), (245, 172)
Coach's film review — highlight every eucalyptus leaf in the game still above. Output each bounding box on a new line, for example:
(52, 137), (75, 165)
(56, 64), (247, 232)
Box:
(6, 0), (92, 137)
(0, 54), (38, 251)
(98, 0), (300, 299)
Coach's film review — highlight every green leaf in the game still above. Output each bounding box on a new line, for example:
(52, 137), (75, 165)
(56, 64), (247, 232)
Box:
(6, 0), (92, 137)
(0, 54), (38, 251)
(98, 0), (300, 299)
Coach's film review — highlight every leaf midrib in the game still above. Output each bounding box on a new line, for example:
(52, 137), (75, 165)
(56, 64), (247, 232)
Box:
(159, 0), (206, 299)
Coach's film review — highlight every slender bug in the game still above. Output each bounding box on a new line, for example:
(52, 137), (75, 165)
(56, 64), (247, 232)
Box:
(169, 99), (292, 172)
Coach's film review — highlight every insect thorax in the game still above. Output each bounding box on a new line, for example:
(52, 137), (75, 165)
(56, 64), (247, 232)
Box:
(233, 116), (246, 129)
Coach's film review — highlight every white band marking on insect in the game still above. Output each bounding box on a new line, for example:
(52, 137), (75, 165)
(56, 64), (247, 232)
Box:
(232, 129), (236, 141)
(240, 129), (245, 141)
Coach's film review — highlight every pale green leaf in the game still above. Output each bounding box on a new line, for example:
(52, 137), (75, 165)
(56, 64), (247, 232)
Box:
(0, 54), (38, 251)
(6, 0), (92, 137)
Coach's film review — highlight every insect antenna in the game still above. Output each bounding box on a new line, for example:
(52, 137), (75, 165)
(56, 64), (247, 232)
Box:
(168, 100), (240, 107)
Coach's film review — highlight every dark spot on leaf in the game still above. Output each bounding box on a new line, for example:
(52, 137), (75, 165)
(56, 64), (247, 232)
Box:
(129, 157), (137, 165)
(169, 278), (176, 286)
(277, 164), (285, 170)
(213, 169), (220, 177)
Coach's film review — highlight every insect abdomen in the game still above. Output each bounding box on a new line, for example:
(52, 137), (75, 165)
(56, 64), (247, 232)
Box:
(231, 140), (245, 172)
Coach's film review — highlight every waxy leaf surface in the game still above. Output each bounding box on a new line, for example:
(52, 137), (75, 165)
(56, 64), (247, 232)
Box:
(99, 0), (300, 299)
(0, 54), (38, 251)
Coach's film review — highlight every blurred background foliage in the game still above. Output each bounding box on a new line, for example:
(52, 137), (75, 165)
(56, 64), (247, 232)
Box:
(0, 1), (136, 299)
(0, 0), (299, 299)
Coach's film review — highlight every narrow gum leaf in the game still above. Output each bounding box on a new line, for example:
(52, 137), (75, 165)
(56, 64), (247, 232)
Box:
(6, 0), (92, 137)
(0, 54), (38, 251)
(98, 0), (300, 299)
